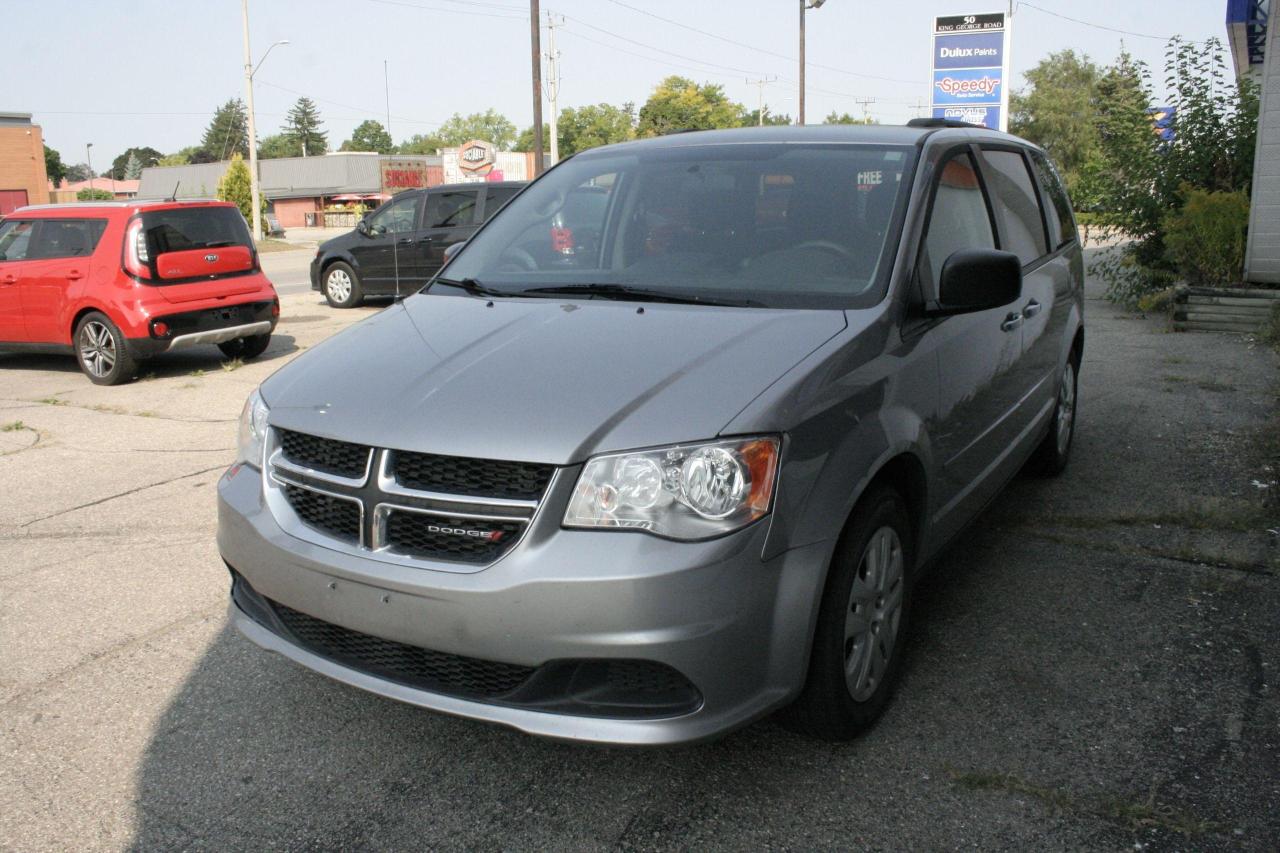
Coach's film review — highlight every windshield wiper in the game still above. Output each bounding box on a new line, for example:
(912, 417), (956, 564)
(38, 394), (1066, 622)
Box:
(430, 276), (510, 298)
(520, 283), (762, 307)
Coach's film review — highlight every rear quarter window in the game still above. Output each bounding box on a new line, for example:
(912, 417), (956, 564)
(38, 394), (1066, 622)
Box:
(1030, 152), (1077, 248)
(28, 219), (108, 260)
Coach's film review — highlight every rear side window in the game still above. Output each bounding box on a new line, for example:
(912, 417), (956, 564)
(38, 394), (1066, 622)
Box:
(482, 187), (520, 221)
(0, 220), (34, 261)
(425, 191), (479, 228)
(142, 207), (251, 255)
(1030, 152), (1076, 248)
(28, 219), (107, 260)
(981, 149), (1048, 266)
(919, 153), (996, 292)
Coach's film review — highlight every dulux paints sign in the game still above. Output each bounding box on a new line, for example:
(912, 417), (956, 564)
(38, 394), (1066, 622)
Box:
(930, 12), (1010, 131)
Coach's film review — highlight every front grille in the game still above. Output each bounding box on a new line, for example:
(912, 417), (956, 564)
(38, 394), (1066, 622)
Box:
(604, 660), (694, 695)
(383, 510), (524, 563)
(282, 484), (360, 543)
(270, 598), (535, 698)
(279, 429), (370, 480)
(393, 450), (554, 501)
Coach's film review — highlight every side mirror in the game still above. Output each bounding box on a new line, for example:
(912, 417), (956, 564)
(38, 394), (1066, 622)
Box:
(932, 249), (1022, 315)
(442, 240), (465, 265)
(355, 219), (369, 236)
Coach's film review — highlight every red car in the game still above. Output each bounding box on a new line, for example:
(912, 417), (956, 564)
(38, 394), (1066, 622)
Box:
(0, 200), (279, 385)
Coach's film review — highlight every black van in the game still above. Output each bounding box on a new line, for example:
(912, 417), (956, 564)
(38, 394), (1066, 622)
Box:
(310, 181), (524, 307)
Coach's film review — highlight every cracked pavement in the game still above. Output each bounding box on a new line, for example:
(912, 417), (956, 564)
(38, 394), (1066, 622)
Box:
(1, 266), (1277, 851)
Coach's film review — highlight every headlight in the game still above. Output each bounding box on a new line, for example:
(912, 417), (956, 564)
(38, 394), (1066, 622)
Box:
(564, 437), (779, 540)
(236, 389), (270, 469)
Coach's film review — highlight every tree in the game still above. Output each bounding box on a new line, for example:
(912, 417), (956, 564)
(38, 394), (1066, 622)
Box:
(1009, 50), (1103, 195)
(397, 133), (444, 155)
(77, 188), (113, 201)
(434, 110), (518, 150)
(513, 124), (549, 153)
(558, 103), (635, 156)
(636, 76), (747, 137)
(123, 153), (142, 180)
(216, 153), (263, 231)
(823, 111), (875, 125)
(282, 96), (327, 156)
(342, 120), (394, 153)
(258, 133), (300, 159)
(44, 145), (67, 187)
(109, 146), (162, 180)
(157, 146), (207, 167)
(745, 107), (793, 126)
(65, 163), (93, 182)
(202, 99), (249, 160)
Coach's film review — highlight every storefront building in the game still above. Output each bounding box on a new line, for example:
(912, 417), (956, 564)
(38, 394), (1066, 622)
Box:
(0, 112), (50, 215)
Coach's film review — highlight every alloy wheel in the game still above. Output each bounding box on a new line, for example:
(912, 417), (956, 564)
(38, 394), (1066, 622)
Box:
(80, 321), (117, 379)
(1057, 361), (1076, 456)
(844, 525), (905, 702)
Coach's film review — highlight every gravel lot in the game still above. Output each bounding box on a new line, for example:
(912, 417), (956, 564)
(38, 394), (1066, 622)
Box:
(1, 259), (1277, 851)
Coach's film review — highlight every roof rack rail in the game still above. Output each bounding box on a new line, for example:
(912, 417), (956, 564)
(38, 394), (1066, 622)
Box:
(906, 117), (990, 130)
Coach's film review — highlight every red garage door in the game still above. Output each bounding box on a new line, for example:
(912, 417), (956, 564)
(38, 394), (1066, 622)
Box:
(0, 190), (29, 216)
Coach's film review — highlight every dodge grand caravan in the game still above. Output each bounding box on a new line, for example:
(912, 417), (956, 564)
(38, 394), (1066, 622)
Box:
(219, 122), (1084, 744)
(0, 200), (279, 385)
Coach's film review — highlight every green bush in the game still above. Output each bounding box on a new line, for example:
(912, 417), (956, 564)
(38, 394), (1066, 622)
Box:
(1162, 186), (1249, 284)
(76, 188), (113, 201)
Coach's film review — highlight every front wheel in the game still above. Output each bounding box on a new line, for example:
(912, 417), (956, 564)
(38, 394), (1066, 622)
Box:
(784, 486), (913, 740)
(217, 333), (271, 360)
(74, 312), (139, 386)
(322, 262), (362, 309)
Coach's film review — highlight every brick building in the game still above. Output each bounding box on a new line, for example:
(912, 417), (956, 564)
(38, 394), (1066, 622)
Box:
(0, 112), (50, 215)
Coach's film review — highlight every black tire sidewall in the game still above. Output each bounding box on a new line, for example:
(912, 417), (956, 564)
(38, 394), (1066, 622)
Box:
(218, 333), (271, 360)
(1034, 350), (1080, 476)
(74, 312), (137, 386)
(323, 262), (361, 308)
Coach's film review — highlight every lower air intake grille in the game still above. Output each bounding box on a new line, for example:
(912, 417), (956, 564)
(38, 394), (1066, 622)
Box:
(270, 599), (535, 698)
(282, 484), (361, 543)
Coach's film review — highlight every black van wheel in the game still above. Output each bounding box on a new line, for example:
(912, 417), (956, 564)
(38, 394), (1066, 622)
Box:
(783, 485), (913, 741)
(1031, 348), (1080, 476)
(218, 333), (271, 360)
(323, 262), (363, 308)
(75, 312), (139, 386)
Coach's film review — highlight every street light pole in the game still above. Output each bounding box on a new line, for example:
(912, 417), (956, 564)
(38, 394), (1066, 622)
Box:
(799, 0), (826, 126)
(530, 0), (544, 176)
(241, 1), (289, 240)
(85, 143), (94, 187)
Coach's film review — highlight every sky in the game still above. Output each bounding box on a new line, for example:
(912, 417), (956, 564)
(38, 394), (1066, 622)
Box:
(10, 0), (1231, 170)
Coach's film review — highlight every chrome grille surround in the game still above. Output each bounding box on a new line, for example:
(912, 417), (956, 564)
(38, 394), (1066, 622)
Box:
(263, 428), (554, 572)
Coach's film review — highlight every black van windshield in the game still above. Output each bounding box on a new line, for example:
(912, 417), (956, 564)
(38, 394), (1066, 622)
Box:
(439, 143), (916, 309)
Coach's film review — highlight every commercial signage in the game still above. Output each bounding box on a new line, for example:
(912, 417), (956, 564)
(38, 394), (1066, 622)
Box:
(930, 12), (1010, 131)
(458, 139), (497, 174)
(379, 159), (430, 195)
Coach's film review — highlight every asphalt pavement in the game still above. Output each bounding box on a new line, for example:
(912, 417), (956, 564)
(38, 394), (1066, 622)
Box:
(1, 255), (1277, 850)
(259, 248), (317, 296)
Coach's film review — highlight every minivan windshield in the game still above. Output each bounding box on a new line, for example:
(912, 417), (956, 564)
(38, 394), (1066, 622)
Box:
(439, 142), (916, 309)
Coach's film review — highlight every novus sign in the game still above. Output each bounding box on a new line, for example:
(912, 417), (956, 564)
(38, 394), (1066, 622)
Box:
(930, 11), (1010, 131)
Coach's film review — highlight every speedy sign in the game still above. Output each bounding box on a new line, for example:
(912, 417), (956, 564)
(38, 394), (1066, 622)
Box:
(931, 11), (1010, 131)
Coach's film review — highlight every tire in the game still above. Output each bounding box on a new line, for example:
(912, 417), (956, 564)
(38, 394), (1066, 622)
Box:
(217, 333), (271, 360)
(322, 261), (362, 308)
(74, 312), (139, 386)
(1030, 347), (1080, 476)
(784, 486), (914, 740)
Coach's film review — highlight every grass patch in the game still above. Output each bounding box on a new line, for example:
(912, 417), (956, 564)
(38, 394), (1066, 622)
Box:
(1162, 355), (1189, 365)
(1013, 497), (1273, 534)
(2, 420), (26, 432)
(189, 369), (206, 378)
(89, 403), (126, 415)
(254, 239), (303, 254)
(136, 410), (156, 418)
(220, 357), (244, 373)
(36, 396), (67, 406)
(948, 769), (1218, 836)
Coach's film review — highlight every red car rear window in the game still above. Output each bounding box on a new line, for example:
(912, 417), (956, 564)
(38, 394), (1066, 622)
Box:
(142, 207), (252, 257)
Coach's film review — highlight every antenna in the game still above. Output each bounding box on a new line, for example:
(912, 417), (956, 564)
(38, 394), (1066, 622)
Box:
(167, 182), (180, 202)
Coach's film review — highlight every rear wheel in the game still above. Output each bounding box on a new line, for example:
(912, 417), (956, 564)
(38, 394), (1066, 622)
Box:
(322, 262), (362, 308)
(217, 333), (271, 360)
(784, 486), (913, 740)
(74, 312), (138, 386)
(1031, 349), (1080, 476)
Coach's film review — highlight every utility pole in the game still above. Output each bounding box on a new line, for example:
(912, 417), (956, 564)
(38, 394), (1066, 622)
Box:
(85, 143), (93, 185)
(913, 98), (928, 118)
(798, 0), (826, 126)
(544, 12), (562, 165)
(242, 0), (261, 240)
(530, 0), (544, 176)
(856, 96), (876, 122)
(384, 60), (392, 143)
(747, 76), (777, 125)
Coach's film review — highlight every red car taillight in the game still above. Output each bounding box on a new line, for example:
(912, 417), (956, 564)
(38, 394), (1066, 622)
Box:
(124, 218), (152, 279)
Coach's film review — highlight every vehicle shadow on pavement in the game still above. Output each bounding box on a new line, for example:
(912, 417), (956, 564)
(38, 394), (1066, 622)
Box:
(0, 335), (300, 383)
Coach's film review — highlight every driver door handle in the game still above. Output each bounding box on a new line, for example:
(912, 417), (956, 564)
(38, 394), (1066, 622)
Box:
(0, 274), (16, 286)
(1001, 313), (1023, 333)
(1022, 299), (1042, 318)
(66, 270), (84, 281)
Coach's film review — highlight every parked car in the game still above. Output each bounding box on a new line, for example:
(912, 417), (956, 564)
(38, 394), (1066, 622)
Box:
(220, 122), (1084, 744)
(311, 181), (525, 308)
(0, 200), (279, 385)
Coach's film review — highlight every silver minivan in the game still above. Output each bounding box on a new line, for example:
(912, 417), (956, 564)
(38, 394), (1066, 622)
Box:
(219, 122), (1084, 744)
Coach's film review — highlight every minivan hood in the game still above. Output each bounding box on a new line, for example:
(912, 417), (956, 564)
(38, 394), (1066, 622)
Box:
(262, 294), (846, 464)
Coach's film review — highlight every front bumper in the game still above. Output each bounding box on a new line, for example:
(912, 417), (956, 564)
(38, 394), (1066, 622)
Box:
(217, 462), (831, 745)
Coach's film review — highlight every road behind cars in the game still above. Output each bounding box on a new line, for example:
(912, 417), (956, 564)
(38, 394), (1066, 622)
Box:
(1, 263), (1277, 849)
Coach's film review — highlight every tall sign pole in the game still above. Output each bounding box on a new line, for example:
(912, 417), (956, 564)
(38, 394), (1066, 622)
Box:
(530, 0), (544, 176)
(242, 0), (262, 239)
(545, 12), (562, 165)
(929, 10), (1009, 131)
(798, 0), (806, 125)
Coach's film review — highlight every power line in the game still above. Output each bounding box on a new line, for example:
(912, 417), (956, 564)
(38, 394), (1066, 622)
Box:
(1016, 2), (1206, 43)
(364, 0), (526, 20)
